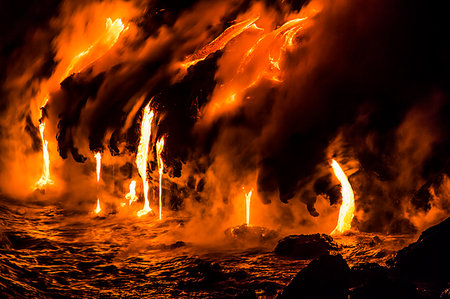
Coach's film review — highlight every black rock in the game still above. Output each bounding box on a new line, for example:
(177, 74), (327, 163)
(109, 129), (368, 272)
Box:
(277, 254), (350, 299)
(391, 217), (450, 283)
(349, 263), (419, 299)
(224, 224), (278, 245)
(274, 233), (338, 259)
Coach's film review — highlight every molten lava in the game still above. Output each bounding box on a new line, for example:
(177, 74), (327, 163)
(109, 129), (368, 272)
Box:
(94, 152), (102, 214)
(125, 180), (138, 205)
(34, 121), (53, 189)
(330, 159), (355, 235)
(245, 189), (253, 226)
(63, 18), (126, 80)
(136, 103), (155, 217)
(156, 136), (166, 220)
(182, 16), (260, 69)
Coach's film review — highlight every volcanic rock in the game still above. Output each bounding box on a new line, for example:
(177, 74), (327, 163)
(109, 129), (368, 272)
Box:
(391, 217), (450, 283)
(349, 263), (418, 299)
(224, 224), (278, 245)
(274, 233), (338, 259)
(277, 254), (350, 299)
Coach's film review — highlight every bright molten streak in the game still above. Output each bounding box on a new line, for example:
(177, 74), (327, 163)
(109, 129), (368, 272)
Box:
(136, 104), (154, 217)
(126, 180), (138, 205)
(156, 137), (165, 220)
(34, 122), (53, 189)
(245, 189), (253, 226)
(330, 160), (355, 235)
(94, 152), (102, 214)
(95, 152), (101, 182)
(95, 198), (101, 214)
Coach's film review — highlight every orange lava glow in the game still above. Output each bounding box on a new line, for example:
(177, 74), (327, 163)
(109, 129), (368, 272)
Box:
(330, 159), (355, 235)
(156, 136), (166, 221)
(95, 198), (101, 214)
(63, 18), (126, 80)
(182, 16), (260, 69)
(245, 188), (253, 226)
(34, 122), (53, 190)
(125, 180), (138, 205)
(136, 103), (155, 217)
(94, 152), (102, 214)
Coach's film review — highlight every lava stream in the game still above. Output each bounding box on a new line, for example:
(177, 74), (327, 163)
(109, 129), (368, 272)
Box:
(136, 103), (154, 217)
(156, 136), (165, 220)
(34, 121), (53, 189)
(125, 180), (138, 205)
(245, 189), (253, 226)
(94, 152), (102, 214)
(330, 159), (355, 235)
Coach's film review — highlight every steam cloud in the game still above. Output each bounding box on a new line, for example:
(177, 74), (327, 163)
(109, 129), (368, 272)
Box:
(0, 0), (448, 234)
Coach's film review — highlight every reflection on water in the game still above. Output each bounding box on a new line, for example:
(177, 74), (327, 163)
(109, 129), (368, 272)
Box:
(0, 198), (414, 298)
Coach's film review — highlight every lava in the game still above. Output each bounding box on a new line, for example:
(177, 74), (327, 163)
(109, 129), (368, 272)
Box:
(125, 180), (138, 205)
(94, 152), (102, 214)
(182, 16), (260, 69)
(136, 103), (155, 217)
(34, 121), (53, 190)
(156, 136), (166, 220)
(245, 189), (253, 226)
(330, 159), (355, 235)
(33, 18), (126, 191)
(63, 18), (126, 80)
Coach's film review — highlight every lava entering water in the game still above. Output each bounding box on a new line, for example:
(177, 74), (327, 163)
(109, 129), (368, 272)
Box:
(125, 180), (138, 205)
(34, 120), (53, 190)
(136, 103), (155, 217)
(94, 152), (102, 214)
(330, 159), (355, 235)
(156, 136), (166, 221)
(245, 189), (253, 226)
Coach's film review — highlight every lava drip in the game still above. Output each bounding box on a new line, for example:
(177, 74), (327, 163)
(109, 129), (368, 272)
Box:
(136, 103), (154, 217)
(156, 136), (165, 221)
(330, 159), (355, 235)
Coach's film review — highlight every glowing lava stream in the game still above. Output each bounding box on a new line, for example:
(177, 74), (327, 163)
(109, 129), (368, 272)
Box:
(330, 159), (355, 235)
(95, 152), (102, 214)
(245, 189), (253, 226)
(125, 180), (138, 205)
(136, 103), (155, 217)
(34, 121), (53, 189)
(34, 18), (126, 190)
(156, 137), (165, 220)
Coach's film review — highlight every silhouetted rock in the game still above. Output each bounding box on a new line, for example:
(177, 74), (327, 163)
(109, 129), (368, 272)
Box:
(392, 217), (450, 283)
(277, 254), (350, 299)
(349, 263), (418, 299)
(274, 234), (338, 259)
(224, 224), (279, 245)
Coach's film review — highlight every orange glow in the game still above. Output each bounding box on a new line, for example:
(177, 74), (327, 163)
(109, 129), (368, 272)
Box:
(95, 198), (101, 214)
(245, 188), (253, 226)
(95, 152), (102, 183)
(125, 180), (138, 205)
(330, 159), (355, 235)
(136, 103), (154, 217)
(201, 16), (310, 122)
(156, 136), (166, 220)
(63, 18), (126, 80)
(94, 152), (102, 214)
(34, 121), (53, 189)
(182, 16), (260, 69)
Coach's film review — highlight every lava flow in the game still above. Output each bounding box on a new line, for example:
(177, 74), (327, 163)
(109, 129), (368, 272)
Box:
(34, 120), (53, 190)
(245, 189), (253, 226)
(330, 159), (355, 235)
(156, 136), (165, 220)
(94, 152), (102, 214)
(33, 18), (126, 191)
(136, 103), (154, 217)
(125, 180), (138, 205)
